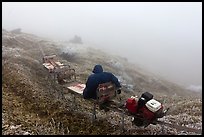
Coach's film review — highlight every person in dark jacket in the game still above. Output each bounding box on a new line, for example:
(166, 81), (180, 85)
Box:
(83, 64), (121, 100)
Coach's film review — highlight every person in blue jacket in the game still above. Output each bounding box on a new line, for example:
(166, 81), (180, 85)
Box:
(83, 64), (121, 100)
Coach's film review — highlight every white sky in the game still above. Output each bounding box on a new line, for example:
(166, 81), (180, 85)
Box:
(2, 2), (202, 87)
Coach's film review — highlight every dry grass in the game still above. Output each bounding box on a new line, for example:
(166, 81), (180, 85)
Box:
(2, 29), (202, 135)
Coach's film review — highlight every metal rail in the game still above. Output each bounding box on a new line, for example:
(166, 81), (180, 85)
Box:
(157, 120), (202, 134)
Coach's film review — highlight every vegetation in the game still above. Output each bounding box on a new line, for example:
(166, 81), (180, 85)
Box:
(2, 29), (202, 135)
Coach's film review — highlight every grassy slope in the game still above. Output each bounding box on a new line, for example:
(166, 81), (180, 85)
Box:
(2, 31), (121, 135)
(2, 30), (202, 135)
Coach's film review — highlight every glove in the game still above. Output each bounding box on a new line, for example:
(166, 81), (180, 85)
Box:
(117, 89), (121, 94)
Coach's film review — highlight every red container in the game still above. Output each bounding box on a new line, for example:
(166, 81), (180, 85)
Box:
(125, 98), (138, 114)
(140, 106), (155, 121)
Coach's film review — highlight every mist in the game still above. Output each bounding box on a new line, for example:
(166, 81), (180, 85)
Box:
(2, 2), (202, 88)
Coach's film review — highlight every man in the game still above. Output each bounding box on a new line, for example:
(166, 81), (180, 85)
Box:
(83, 64), (121, 100)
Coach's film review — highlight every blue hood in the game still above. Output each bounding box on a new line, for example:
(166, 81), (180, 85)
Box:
(92, 64), (103, 74)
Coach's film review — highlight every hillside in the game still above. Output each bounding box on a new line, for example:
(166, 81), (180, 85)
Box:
(2, 29), (202, 135)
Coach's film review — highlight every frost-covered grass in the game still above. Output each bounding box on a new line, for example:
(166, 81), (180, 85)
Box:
(2, 29), (202, 135)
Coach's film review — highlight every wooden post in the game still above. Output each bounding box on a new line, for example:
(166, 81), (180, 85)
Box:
(161, 121), (164, 134)
(121, 109), (125, 133)
(73, 94), (76, 109)
(92, 102), (97, 123)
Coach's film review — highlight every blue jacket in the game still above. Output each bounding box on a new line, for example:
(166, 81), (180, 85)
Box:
(83, 65), (121, 99)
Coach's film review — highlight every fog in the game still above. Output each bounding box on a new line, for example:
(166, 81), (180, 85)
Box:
(2, 2), (202, 88)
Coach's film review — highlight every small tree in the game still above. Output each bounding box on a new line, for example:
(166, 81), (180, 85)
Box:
(10, 28), (22, 34)
(69, 35), (83, 44)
